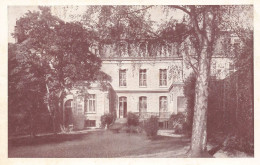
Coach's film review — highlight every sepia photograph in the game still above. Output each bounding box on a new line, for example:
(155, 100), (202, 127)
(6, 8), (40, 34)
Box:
(7, 4), (254, 158)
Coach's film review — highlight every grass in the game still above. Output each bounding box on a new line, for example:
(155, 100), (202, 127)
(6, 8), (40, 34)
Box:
(9, 130), (190, 158)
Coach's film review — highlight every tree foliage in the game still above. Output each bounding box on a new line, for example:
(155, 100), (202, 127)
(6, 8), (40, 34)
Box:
(9, 6), (110, 135)
(83, 6), (154, 43)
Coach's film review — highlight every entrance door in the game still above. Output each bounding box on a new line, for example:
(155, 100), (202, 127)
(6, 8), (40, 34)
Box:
(119, 97), (127, 118)
(64, 99), (73, 127)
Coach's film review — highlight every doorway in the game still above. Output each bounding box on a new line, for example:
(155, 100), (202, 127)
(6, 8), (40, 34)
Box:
(64, 99), (73, 127)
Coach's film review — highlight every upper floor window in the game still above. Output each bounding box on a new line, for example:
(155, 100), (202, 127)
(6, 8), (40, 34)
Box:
(119, 69), (127, 87)
(139, 69), (147, 87)
(159, 96), (167, 112)
(159, 69), (167, 86)
(85, 94), (96, 113)
(139, 96), (147, 112)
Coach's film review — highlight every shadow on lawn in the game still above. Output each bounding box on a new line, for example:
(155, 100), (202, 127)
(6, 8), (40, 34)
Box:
(9, 133), (88, 148)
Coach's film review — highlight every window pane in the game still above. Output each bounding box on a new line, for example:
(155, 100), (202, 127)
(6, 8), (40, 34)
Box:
(140, 70), (146, 86)
(119, 70), (126, 86)
(160, 69), (167, 86)
(160, 96), (167, 111)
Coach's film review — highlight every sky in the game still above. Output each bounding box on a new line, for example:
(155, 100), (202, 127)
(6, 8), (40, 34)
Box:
(8, 6), (185, 43)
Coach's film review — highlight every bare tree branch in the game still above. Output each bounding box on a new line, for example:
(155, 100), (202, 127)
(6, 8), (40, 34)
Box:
(124, 5), (154, 15)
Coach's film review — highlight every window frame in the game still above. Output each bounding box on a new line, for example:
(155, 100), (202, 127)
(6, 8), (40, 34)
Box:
(159, 96), (168, 112)
(119, 69), (127, 87)
(139, 42), (146, 57)
(84, 94), (96, 114)
(159, 69), (167, 87)
(139, 69), (147, 87)
(139, 96), (147, 112)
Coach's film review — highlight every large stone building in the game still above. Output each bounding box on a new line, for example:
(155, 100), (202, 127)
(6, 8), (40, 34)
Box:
(63, 33), (239, 129)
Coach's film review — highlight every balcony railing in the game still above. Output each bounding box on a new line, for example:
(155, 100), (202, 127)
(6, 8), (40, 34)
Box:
(133, 112), (171, 119)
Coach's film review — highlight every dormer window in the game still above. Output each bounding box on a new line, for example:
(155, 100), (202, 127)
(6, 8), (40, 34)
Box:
(139, 42), (146, 57)
(119, 42), (128, 57)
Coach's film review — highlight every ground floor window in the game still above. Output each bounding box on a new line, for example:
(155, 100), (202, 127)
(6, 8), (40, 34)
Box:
(85, 94), (96, 113)
(85, 120), (96, 127)
(177, 96), (187, 113)
(159, 96), (167, 112)
(119, 97), (127, 118)
(139, 96), (147, 112)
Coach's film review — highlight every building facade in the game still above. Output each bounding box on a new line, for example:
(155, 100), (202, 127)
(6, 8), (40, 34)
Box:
(64, 34), (239, 129)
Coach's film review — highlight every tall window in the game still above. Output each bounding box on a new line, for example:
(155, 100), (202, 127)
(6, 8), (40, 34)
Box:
(85, 94), (96, 113)
(159, 69), (167, 86)
(177, 96), (186, 113)
(139, 96), (147, 112)
(119, 69), (126, 87)
(159, 96), (167, 112)
(119, 97), (127, 118)
(139, 69), (147, 87)
(76, 96), (84, 115)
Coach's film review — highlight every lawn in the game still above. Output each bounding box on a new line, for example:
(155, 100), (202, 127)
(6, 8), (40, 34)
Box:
(8, 130), (190, 158)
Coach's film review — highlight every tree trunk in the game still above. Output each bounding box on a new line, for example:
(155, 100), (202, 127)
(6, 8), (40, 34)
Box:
(189, 43), (211, 157)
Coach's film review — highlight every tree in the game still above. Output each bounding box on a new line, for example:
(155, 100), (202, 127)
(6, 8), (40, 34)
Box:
(8, 43), (47, 137)
(10, 6), (110, 134)
(161, 5), (253, 157)
(83, 6), (154, 43)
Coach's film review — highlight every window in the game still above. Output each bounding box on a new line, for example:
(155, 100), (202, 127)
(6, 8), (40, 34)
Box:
(85, 94), (96, 113)
(85, 120), (96, 127)
(119, 97), (127, 118)
(76, 96), (84, 115)
(139, 96), (147, 112)
(139, 43), (146, 57)
(177, 96), (186, 113)
(119, 42), (127, 57)
(139, 69), (147, 87)
(119, 69), (127, 87)
(159, 69), (167, 86)
(159, 96), (167, 112)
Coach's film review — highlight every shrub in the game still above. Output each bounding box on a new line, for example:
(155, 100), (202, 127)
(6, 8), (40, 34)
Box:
(101, 113), (115, 129)
(144, 116), (158, 138)
(169, 113), (188, 134)
(126, 125), (143, 134)
(127, 112), (139, 126)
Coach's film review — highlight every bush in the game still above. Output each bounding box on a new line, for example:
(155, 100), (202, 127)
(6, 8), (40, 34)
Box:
(126, 125), (143, 134)
(101, 113), (115, 129)
(144, 116), (158, 138)
(127, 112), (139, 126)
(169, 113), (188, 134)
